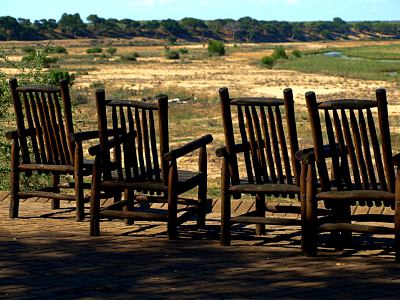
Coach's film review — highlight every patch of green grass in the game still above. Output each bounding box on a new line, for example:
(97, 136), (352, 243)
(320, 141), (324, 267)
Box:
(274, 54), (400, 82)
(341, 44), (400, 61)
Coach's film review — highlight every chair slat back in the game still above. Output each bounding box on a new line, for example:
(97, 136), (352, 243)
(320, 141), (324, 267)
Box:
(95, 90), (168, 183)
(9, 78), (74, 166)
(306, 90), (394, 207)
(219, 88), (300, 189)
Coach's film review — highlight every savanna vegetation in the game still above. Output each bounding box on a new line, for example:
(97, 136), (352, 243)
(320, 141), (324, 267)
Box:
(0, 14), (399, 42)
(1, 36), (400, 193)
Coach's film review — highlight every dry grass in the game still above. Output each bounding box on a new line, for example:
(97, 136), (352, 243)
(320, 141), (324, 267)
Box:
(2, 38), (400, 192)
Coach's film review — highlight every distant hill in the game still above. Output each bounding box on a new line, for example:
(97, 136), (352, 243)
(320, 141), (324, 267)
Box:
(0, 14), (399, 42)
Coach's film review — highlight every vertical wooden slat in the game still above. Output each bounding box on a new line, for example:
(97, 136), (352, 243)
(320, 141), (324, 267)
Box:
(157, 95), (169, 186)
(283, 88), (300, 186)
(149, 110), (161, 181)
(112, 106), (123, 179)
(358, 110), (377, 189)
(142, 109), (153, 180)
(95, 89), (111, 180)
(251, 106), (268, 182)
(275, 106), (292, 185)
(22, 92), (41, 163)
(268, 106), (284, 183)
(367, 109), (387, 191)
(27, 93), (53, 163)
(305, 92), (330, 191)
(218, 87), (240, 187)
(47, 92), (65, 164)
(325, 110), (342, 190)
(238, 105), (254, 183)
(40, 91), (60, 164)
(119, 106), (131, 180)
(349, 109), (369, 190)
(341, 109), (362, 189)
(245, 106), (261, 182)
(332, 110), (352, 189)
(59, 80), (74, 164)
(127, 108), (139, 179)
(135, 107), (146, 179)
(9, 78), (30, 164)
(376, 88), (395, 194)
(53, 91), (71, 165)
(260, 107), (275, 183)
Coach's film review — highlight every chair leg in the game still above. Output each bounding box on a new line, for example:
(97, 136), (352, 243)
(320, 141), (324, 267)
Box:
(197, 174), (207, 228)
(9, 141), (19, 218)
(167, 161), (178, 240)
(74, 143), (85, 221)
(220, 159), (231, 246)
(255, 193), (266, 236)
(303, 163), (318, 256)
(124, 189), (135, 225)
(395, 174), (400, 262)
(51, 174), (60, 210)
(90, 157), (101, 237)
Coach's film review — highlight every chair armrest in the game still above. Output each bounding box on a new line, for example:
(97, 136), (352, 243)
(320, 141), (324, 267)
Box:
(164, 134), (213, 161)
(393, 153), (400, 166)
(295, 147), (315, 164)
(6, 128), (36, 140)
(215, 143), (250, 158)
(70, 130), (99, 142)
(6, 130), (19, 140)
(296, 144), (342, 164)
(88, 132), (135, 156)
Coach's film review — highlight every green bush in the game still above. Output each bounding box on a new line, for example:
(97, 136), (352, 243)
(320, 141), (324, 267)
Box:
(106, 47), (118, 55)
(49, 46), (68, 54)
(272, 46), (288, 60)
(46, 70), (75, 86)
(292, 49), (302, 58)
(21, 51), (58, 68)
(179, 48), (189, 54)
(121, 53), (138, 61)
(21, 46), (35, 53)
(260, 56), (275, 68)
(208, 40), (225, 56)
(86, 47), (103, 54)
(165, 50), (180, 60)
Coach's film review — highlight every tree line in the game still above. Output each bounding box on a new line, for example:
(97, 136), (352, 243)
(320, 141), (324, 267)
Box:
(0, 13), (399, 42)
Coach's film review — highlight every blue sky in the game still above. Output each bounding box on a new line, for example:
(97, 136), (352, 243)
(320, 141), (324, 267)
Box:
(1, 0), (399, 22)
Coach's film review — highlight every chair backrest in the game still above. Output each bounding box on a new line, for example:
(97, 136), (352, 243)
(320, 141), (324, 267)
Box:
(95, 89), (169, 183)
(9, 77), (75, 166)
(219, 87), (300, 187)
(305, 89), (395, 206)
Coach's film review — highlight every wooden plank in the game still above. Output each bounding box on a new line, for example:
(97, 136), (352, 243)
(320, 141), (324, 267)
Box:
(275, 106), (292, 184)
(319, 222), (393, 234)
(260, 107), (275, 183)
(238, 105), (254, 183)
(230, 216), (301, 225)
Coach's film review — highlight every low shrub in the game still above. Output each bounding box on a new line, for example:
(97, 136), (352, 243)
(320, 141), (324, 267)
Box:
(260, 55), (275, 68)
(106, 47), (117, 55)
(179, 48), (189, 54)
(208, 40), (225, 56)
(292, 49), (302, 58)
(86, 47), (102, 54)
(49, 46), (68, 54)
(165, 50), (180, 60)
(272, 46), (288, 60)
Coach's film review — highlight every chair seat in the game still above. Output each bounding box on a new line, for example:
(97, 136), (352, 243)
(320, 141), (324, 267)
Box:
(229, 183), (299, 194)
(316, 189), (395, 202)
(101, 169), (203, 193)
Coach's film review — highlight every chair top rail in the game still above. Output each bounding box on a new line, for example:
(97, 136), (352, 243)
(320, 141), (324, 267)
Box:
(230, 97), (284, 106)
(105, 99), (159, 110)
(15, 86), (61, 93)
(318, 99), (377, 110)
